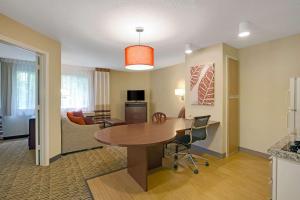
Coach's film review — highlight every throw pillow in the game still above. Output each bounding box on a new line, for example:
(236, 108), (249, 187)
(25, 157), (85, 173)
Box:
(73, 110), (84, 118)
(67, 112), (86, 125)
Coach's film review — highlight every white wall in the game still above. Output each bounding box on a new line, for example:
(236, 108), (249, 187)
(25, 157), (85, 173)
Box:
(239, 34), (300, 153)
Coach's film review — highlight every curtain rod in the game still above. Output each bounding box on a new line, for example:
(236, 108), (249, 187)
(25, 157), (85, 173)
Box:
(95, 68), (110, 72)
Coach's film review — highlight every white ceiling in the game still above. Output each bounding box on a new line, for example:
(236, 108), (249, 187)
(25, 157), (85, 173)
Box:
(0, 43), (36, 61)
(1, 0), (300, 70)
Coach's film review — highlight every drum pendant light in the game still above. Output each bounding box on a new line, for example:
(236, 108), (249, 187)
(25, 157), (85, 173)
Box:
(125, 27), (154, 70)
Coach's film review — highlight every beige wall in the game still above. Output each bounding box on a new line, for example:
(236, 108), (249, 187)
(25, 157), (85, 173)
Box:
(239, 34), (300, 153)
(0, 14), (61, 158)
(150, 44), (238, 155)
(150, 64), (185, 117)
(110, 70), (151, 121)
(185, 44), (225, 153)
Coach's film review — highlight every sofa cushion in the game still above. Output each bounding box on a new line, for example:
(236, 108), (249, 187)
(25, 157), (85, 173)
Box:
(67, 112), (86, 125)
(84, 116), (95, 125)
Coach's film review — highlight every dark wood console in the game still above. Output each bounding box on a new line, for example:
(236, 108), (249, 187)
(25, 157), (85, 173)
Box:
(28, 117), (35, 149)
(125, 102), (147, 124)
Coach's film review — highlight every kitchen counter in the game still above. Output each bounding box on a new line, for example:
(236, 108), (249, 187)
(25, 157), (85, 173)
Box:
(267, 136), (300, 163)
(269, 136), (300, 200)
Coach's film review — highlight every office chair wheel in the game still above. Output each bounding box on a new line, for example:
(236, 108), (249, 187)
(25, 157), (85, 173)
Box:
(205, 162), (209, 167)
(173, 164), (178, 170)
(193, 169), (199, 174)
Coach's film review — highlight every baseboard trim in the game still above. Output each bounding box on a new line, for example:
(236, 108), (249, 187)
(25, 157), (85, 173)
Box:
(3, 134), (28, 140)
(191, 145), (226, 158)
(239, 147), (270, 159)
(50, 154), (61, 163)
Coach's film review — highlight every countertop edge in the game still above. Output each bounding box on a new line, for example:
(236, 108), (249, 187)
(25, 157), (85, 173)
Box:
(267, 136), (300, 163)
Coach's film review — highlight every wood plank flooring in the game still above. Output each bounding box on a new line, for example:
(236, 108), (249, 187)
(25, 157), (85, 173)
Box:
(87, 152), (270, 200)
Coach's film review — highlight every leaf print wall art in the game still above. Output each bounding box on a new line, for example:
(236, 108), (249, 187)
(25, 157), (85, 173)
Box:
(190, 63), (215, 105)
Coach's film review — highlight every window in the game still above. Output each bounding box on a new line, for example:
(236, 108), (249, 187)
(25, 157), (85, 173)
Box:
(0, 58), (36, 116)
(15, 70), (35, 110)
(11, 60), (36, 116)
(61, 67), (94, 113)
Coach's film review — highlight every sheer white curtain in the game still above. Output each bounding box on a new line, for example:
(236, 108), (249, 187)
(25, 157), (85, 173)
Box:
(0, 58), (36, 116)
(61, 65), (94, 113)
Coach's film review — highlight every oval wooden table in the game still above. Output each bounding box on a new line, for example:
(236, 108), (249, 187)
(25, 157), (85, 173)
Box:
(94, 118), (219, 191)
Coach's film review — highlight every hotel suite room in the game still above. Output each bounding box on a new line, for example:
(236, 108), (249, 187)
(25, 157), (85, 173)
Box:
(0, 1), (300, 200)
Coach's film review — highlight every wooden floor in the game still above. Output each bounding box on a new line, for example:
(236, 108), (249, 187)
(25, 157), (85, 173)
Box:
(87, 152), (270, 200)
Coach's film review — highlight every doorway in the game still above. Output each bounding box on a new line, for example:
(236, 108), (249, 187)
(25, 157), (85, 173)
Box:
(0, 41), (44, 165)
(226, 57), (240, 156)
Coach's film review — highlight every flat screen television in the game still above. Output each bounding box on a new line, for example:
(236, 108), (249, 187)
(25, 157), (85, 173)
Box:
(127, 90), (145, 101)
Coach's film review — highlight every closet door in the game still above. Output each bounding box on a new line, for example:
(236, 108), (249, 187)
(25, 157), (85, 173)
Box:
(227, 58), (240, 155)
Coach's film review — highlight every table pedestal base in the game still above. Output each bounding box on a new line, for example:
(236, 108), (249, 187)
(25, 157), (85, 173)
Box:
(127, 144), (164, 191)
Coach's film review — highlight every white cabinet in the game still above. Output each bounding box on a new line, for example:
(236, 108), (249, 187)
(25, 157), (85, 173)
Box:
(272, 157), (300, 200)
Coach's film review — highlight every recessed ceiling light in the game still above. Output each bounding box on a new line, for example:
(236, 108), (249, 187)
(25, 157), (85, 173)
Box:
(238, 22), (251, 38)
(238, 31), (250, 37)
(185, 44), (193, 54)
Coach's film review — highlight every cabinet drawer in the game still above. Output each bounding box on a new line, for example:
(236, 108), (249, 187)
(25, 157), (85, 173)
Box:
(125, 102), (147, 124)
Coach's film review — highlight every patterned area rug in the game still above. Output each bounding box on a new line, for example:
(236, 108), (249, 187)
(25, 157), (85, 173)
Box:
(0, 139), (127, 200)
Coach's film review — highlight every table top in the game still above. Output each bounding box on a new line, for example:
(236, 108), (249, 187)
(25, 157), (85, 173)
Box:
(94, 118), (219, 147)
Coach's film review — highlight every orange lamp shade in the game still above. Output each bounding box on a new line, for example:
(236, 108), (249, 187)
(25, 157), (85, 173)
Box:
(125, 45), (154, 70)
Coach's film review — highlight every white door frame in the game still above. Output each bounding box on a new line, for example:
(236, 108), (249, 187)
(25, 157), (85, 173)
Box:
(224, 55), (239, 157)
(0, 34), (50, 166)
(35, 55), (41, 165)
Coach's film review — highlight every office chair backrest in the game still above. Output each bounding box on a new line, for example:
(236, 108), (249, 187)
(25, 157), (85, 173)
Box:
(191, 115), (211, 141)
(152, 112), (167, 123)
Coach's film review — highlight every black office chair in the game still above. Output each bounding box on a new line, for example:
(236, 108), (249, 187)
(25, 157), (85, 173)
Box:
(173, 115), (211, 174)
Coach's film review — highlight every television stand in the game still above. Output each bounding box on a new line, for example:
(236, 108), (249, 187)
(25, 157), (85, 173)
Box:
(125, 102), (147, 124)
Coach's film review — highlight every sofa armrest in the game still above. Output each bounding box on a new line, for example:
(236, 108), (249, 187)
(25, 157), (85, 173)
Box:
(61, 117), (105, 154)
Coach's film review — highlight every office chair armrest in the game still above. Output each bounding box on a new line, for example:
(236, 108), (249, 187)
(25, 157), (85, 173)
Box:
(191, 125), (209, 129)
